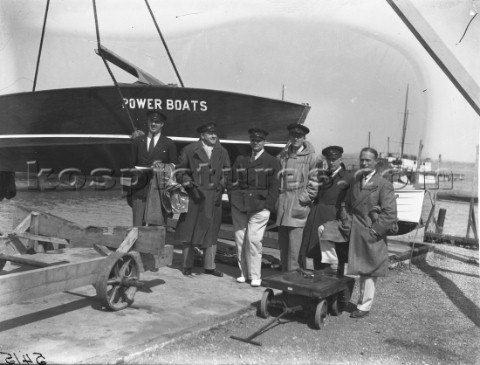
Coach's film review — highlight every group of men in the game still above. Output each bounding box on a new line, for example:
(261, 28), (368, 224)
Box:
(128, 109), (397, 318)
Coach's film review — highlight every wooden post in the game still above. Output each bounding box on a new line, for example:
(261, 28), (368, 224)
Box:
(466, 145), (478, 241)
(435, 208), (447, 234)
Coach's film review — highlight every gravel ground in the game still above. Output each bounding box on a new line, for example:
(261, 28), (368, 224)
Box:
(130, 244), (479, 365)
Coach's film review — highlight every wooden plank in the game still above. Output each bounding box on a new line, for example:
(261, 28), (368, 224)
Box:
(13, 205), (86, 245)
(86, 226), (166, 255)
(13, 212), (32, 233)
(387, 0), (480, 117)
(0, 257), (105, 306)
(117, 228), (138, 253)
(13, 232), (69, 246)
(0, 254), (68, 268)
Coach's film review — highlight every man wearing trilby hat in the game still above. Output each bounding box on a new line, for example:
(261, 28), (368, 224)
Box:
(228, 128), (281, 287)
(174, 122), (231, 277)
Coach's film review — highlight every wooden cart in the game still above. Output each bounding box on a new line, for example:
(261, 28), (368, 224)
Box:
(0, 206), (173, 311)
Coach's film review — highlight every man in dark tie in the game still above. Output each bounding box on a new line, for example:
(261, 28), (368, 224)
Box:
(129, 110), (177, 226)
(228, 128), (281, 286)
(346, 147), (397, 319)
(174, 122), (231, 277)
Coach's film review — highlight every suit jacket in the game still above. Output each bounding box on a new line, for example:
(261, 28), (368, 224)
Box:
(346, 172), (397, 276)
(300, 167), (352, 258)
(229, 150), (281, 214)
(130, 134), (178, 199)
(174, 140), (231, 247)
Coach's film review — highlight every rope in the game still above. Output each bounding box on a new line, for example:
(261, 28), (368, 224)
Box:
(144, 0), (185, 87)
(92, 0), (137, 133)
(33, 0), (50, 92)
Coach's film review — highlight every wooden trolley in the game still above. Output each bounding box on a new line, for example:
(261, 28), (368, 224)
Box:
(0, 206), (173, 311)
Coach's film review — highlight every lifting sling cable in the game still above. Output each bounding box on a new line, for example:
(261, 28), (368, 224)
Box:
(144, 0), (185, 87)
(92, 0), (137, 133)
(33, 0), (50, 92)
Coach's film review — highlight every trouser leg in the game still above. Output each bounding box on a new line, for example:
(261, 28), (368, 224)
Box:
(357, 275), (378, 311)
(132, 197), (146, 226)
(320, 240), (339, 265)
(287, 227), (303, 272)
(278, 226), (290, 272)
(203, 244), (217, 270)
(231, 206), (248, 278)
(246, 209), (270, 281)
(182, 244), (194, 269)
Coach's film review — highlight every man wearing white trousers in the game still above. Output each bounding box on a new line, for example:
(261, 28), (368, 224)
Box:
(228, 128), (281, 287)
(346, 147), (397, 318)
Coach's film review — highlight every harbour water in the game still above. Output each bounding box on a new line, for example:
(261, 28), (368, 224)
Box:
(0, 185), (477, 240)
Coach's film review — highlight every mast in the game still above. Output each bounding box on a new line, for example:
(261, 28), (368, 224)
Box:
(400, 84), (409, 160)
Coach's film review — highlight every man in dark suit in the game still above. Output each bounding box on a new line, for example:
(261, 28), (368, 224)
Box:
(347, 147), (397, 319)
(174, 122), (231, 277)
(228, 128), (281, 287)
(129, 110), (177, 226)
(299, 145), (351, 274)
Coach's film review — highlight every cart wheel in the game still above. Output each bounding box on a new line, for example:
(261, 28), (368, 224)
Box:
(95, 251), (141, 311)
(314, 299), (328, 329)
(329, 294), (340, 316)
(258, 289), (274, 318)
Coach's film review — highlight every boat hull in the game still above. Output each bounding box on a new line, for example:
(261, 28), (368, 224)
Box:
(0, 85), (310, 174)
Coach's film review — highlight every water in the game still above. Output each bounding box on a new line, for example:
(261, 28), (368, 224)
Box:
(0, 187), (477, 238)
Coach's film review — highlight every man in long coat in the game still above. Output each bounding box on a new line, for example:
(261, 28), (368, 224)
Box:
(299, 145), (351, 273)
(229, 128), (281, 287)
(276, 123), (318, 272)
(347, 147), (397, 319)
(129, 110), (177, 226)
(175, 122), (231, 277)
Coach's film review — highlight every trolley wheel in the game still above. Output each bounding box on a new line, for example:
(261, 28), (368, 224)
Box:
(329, 294), (340, 316)
(95, 251), (141, 311)
(258, 289), (274, 318)
(314, 299), (328, 329)
(339, 285), (352, 313)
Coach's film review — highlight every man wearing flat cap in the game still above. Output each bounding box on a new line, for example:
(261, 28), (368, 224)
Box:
(128, 110), (178, 226)
(174, 122), (231, 277)
(228, 128), (281, 286)
(276, 123), (318, 272)
(299, 145), (352, 275)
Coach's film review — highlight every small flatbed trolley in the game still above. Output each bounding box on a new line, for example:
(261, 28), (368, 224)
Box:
(260, 269), (355, 329)
(231, 268), (355, 346)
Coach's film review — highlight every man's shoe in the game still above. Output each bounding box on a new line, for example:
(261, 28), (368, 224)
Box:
(236, 276), (246, 283)
(250, 279), (262, 287)
(350, 309), (370, 319)
(182, 268), (192, 276)
(204, 269), (224, 277)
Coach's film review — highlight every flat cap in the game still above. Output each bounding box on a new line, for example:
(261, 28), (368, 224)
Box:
(197, 122), (217, 134)
(322, 145), (344, 159)
(248, 128), (269, 140)
(287, 123), (310, 135)
(146, 110), (167, 120)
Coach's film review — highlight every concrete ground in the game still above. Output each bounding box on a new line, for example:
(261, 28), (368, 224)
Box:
(0, 237), (431, 364)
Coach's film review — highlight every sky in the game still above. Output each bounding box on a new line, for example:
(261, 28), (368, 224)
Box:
(0, 0), (479, 162)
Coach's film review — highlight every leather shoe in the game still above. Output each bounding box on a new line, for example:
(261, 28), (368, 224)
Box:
(204, 269), (224, 277)
(182, 267), (192, 276)
(350, 309), (370, 319)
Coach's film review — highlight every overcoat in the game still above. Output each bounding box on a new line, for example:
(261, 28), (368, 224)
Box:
(276, 141), (318, 227)
(174, 140), (231, 248)
(300, 167), (352, 258)
(346, 172), (397, 276)
(229, 151), (281, 214)
(130, 134), (178, 199)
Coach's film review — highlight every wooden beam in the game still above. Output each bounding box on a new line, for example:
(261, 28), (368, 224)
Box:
(0, 254), (68, 268)
(0, 257), (105, 306)
(387, 0), (480, 117)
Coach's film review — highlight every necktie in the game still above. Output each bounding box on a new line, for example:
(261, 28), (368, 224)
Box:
(148, 136), (155, 154)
